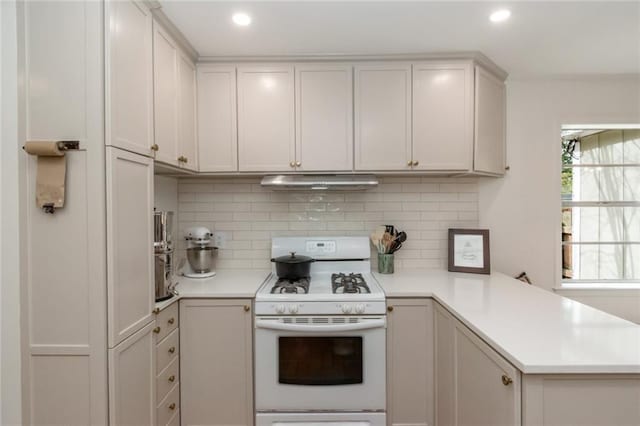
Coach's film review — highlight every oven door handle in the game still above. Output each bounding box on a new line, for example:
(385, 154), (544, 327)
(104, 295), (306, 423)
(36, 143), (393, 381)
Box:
(255, 318), (386, 332)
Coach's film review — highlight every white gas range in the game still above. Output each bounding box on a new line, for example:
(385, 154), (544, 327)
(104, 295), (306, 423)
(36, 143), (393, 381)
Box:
(254, 236), (387, 426)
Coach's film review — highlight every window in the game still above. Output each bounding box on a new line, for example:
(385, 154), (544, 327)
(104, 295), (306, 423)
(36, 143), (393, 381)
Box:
(561, 127), (640, 285)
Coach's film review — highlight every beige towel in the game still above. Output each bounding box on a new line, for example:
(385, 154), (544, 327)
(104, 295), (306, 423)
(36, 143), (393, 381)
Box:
(23, 141), (66, 211)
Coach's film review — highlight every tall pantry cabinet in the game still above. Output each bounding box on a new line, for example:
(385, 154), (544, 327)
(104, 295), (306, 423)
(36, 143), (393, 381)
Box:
(20, 0), (177, 424)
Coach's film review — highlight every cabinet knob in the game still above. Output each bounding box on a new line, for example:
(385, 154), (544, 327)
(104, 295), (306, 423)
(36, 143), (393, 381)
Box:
(296, 161), (301, 167)
(387, 306), (394, 312)
(183, 156), (188, 164)
(244, 305), (251, 312)
(505, 166), (511, 171)
(501, 374), (513, 386)
(407, 160), (413, 167)
(152, 308), (160, 315)
(153, 326), (161, 334)
(168, 317), (175, 325)
(168, 346), (176, 354)
(168, 403), (176, 410)
(290, 162), (295, 168)
(151, 144), (159, 152)
(168, 375), (175, 383)
(413, 160), (419, 166)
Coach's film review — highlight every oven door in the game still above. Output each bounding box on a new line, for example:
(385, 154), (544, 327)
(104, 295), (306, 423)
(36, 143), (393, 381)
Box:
(254, 316), (386, 411)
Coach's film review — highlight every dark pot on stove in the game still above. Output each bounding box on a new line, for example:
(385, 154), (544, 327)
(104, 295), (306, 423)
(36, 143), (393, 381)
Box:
(271, 252), (315, 279)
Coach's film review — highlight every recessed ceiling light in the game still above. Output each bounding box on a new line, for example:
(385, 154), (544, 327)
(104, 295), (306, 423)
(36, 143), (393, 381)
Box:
(232, 12), (252, 27)
(489, 9), (511, 23)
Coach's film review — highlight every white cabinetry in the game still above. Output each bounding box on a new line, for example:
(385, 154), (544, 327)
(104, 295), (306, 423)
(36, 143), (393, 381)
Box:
(197, 65), (238, 172)
(106, 0), (154, 156)
(412, 61), (473, 171)
(435, 303), (520, 426)
(108, 322), (156, 426)
(295, 64), (353, 171)
(180, 299), (253, 426)
(354, 63), (412, 171)
(386, 299), (434, 426)
(155, 301), (181, 426)
(106, 147), (155, 347)
(474, 65), (506, 175)
(178, 53), (198, 170)
(152, 19), (197, 170)
(153, 21), (179, 166)
(237, 65), (295, 172)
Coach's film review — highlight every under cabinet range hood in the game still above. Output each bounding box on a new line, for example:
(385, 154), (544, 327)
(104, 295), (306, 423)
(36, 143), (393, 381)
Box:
(261, 175), (378, 191)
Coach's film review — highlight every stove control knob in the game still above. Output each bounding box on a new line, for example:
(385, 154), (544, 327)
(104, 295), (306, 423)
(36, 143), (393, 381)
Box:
(341, 304), (353, 314)
(355, 304), (366, 314)
(288, 304), (299, 314)
(276, 304), (286, 314)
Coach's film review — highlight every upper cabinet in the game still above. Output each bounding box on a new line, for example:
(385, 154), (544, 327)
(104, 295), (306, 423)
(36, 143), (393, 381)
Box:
(152, 19), (198, 171)
(474, 65), (506, 175)
(354, 64), (412, 171)
(237, 65), (296, 172)
(177, 53), (198, 170)
(152, 22), (179, 166)
(106, 0), (154, 157)
(295, 64), (353, 171)
(197, 65), (238, 172)
(412, 61), (474, 171)
(192, 58), (506, 175)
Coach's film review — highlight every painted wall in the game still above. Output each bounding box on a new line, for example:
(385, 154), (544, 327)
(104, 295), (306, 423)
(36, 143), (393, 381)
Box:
(479, 76), (640, 322)
(1, 0), (23, 423)
(176, 176), (479, 271)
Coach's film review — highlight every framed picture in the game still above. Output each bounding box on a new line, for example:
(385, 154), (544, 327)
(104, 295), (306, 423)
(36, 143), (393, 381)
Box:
(448, 229), (490, 274)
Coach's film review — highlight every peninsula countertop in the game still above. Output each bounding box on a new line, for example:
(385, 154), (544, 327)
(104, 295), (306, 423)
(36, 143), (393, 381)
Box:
(374, 269), (640, 374)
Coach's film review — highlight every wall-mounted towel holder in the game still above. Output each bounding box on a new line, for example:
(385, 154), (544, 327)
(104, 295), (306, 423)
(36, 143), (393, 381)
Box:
(23, 140), (80, 214)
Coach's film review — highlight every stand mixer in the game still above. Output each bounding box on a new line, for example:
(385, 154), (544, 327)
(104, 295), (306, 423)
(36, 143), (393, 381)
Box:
(183, 226), (218, 278)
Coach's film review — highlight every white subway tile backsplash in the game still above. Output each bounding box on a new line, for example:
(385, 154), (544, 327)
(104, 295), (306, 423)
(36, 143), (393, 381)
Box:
(177, 176), (479, 270)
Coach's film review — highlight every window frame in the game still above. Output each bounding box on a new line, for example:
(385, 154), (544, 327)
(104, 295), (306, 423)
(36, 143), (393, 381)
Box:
(560, 125), (640, 286)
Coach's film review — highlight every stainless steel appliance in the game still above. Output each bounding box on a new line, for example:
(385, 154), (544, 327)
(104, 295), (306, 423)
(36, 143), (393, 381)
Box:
(183, 226), (218, 278)
(254, 237), (387, 426)
(154, 211), (176, 302)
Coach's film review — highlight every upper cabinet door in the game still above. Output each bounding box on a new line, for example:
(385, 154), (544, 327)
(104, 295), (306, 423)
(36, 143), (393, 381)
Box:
(295, 64), (353, 172)
(354, 64), (412, 171)
(412, 61), (473, 171)
(178, 53), (198, 171)
(106, 147), (154, 348)
(106, 0), (153, 157)
(237, 65), (295, 172)
(474, 65), (506, 175)
(197, 65), (238, 172)
(152, 21), (179, 166)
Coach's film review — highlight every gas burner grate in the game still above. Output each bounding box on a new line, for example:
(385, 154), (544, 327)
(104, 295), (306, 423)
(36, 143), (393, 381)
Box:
(271, 277), (311, 294)
(331, 273), (370, 294)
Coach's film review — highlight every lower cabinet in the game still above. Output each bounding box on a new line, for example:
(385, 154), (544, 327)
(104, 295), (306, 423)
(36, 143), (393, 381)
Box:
(108, 322), (157, 426)
(180, 298), (254, 426)
(435, 303), (521, 426)
(386, 299), (435, 426)
(156, 301), (181, 425)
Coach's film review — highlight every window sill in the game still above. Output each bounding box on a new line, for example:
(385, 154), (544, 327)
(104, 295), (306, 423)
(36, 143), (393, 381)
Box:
(554, 284), (640, 295)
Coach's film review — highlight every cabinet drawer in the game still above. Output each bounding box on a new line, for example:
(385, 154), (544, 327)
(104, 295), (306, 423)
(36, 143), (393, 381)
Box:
(157, 382), (180, 426)
(157, 355), (179, 403)
(155, 301), (179, 341)
(157, 328), (179, 374)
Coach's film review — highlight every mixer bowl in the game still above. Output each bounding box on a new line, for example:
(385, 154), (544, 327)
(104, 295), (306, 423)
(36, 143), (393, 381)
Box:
(186, 246), (218, 273)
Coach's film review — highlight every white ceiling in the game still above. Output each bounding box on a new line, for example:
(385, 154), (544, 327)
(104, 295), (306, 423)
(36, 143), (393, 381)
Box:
(160, 1), (640, 76)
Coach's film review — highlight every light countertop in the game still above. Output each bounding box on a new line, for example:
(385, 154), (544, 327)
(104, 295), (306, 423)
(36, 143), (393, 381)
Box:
(374, 269), (640, 374)
(174, 269), (272, 298)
